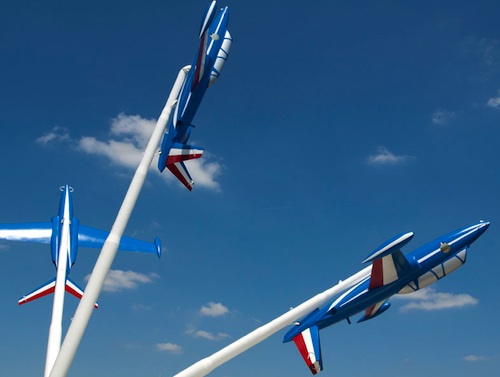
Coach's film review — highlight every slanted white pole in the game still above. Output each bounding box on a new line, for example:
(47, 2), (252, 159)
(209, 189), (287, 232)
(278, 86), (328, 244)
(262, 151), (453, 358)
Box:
(173, 265), (372, 377)
(49, 66), (190, 377)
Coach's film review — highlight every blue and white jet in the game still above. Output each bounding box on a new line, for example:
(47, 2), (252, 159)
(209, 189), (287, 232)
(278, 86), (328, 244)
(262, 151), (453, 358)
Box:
(0, 185), (161, 307)
(157, 0), (232, 190)
(284, 221), (490, 375)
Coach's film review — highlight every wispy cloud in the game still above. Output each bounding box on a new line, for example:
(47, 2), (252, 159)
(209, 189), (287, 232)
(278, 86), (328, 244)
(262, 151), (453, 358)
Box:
(396, 287), (478, 312)
(432, 109), (458, 125)
(186, 327), (230, 341)
(155, 342), (183, 354)
(85, 269), (159, 292)
(464, 355), (489, 362)
(461, 37), (500, 67)
(37, 113), (223, 191)
(36, 126), (70, 145)
(200, 302), (229, 317)
(487, 90), (500, 110)
(366, 146), (414, 166)
(131, 303), (153, 311)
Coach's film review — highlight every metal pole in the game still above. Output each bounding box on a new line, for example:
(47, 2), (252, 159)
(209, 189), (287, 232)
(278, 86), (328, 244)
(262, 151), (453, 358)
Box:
(44, 188), (71, 377)
(172, 265), (372, 377)
(49, 66), (190, 377)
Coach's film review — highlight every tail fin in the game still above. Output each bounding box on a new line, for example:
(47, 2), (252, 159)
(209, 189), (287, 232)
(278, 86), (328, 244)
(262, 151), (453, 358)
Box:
(292, 326), (323, 375)
(166, 143), (204, 191)
(18, 277), (98, 309)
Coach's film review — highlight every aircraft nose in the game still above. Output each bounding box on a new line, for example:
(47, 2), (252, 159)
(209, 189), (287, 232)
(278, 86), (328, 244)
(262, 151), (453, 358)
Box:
(478, 221), (490, 234)
(475, 221), (490, 236)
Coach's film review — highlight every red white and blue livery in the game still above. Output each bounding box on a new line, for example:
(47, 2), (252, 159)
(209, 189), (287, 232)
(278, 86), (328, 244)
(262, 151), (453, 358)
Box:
(0, 185), (161, 307)
(283, 221), (490, 375)
(158, 1), (232, 190)
(0, 185), (161, 376)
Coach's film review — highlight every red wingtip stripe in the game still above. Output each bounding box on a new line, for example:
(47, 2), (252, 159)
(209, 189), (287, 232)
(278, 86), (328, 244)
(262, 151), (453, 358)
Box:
(18, 286), (55, 305)
(65, 283), (98, 309)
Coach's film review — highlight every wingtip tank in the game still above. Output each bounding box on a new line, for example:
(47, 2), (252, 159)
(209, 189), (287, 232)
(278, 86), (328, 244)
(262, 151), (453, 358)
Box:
(154, 237), (162, 258)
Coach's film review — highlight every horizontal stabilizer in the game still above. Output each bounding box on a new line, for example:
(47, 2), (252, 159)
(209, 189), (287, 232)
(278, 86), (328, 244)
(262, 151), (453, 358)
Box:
(66, 278), (98, 309)
(18, 278), (56, 305)
(18, 278), (98, 309)
(292, 326), (323, 375)
(166, 143), (204, 164)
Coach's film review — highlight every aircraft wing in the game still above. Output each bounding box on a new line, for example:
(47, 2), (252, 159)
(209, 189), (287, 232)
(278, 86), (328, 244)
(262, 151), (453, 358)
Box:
(357, 300), (391, 322)
(363, 232), (413, 289)
(77, 225), (161, 258)
(0, 222), (52, 244)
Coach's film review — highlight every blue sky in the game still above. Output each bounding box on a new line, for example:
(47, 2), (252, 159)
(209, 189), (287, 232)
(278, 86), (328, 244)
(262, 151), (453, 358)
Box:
(1, 0), (500, 376)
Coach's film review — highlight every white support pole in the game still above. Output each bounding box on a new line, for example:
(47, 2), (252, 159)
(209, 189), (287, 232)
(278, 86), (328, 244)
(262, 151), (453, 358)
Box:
(173, 265), (372, 377)
(44, 194), (71, 377)
(49, 66), (190, 377)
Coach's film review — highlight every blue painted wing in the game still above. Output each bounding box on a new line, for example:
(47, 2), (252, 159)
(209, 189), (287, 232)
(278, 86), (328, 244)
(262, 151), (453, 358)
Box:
(0, 222), (52, 244)
(78, 225), (161, 258)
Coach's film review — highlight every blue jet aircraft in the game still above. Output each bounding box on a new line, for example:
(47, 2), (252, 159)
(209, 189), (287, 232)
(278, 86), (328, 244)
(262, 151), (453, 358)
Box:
(157, 0), (232, 190)
(0, 185), (161, 306)
(284, 221), (490, 375)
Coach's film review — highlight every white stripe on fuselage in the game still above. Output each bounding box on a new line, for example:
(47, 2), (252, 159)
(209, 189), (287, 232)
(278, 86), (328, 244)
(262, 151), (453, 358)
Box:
(417, 225), (482, 264)
(206, 8), (227, 56)
(328, 276), (370, 311)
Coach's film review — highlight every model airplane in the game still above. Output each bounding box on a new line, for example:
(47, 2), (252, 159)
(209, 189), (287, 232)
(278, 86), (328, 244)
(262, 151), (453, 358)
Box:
(0, 185), (161, 307)
(157, 0), (232, 190)
(284, 221), (490, 375)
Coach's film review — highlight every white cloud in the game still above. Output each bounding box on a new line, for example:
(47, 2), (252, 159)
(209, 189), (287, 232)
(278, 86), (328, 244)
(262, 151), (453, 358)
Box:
(78, 136), (144, 169)
(476, 38), (500, 66)
(366, 146), (414, 166)
(487, 91), (500, 110)
(464, 355), (488, 362)
(85, 269), (159, 292)
(432, 109), (457, 125)
(461, 37), (500, 67)
(186, 327), (230, 341)
(155, 342), (183, 354)
(36, 126), (70, 145)
(37, 113), (223, 191)
(200, 302), (229, 317)
(131, 303), (153, 311)
(396, 287), (478, 312)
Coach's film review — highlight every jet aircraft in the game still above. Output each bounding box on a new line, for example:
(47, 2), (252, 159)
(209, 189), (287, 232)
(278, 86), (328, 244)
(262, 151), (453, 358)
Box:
(0, 185), (161, 306)
(283, 221), (490, 375)
(157, 0), (232, 190)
